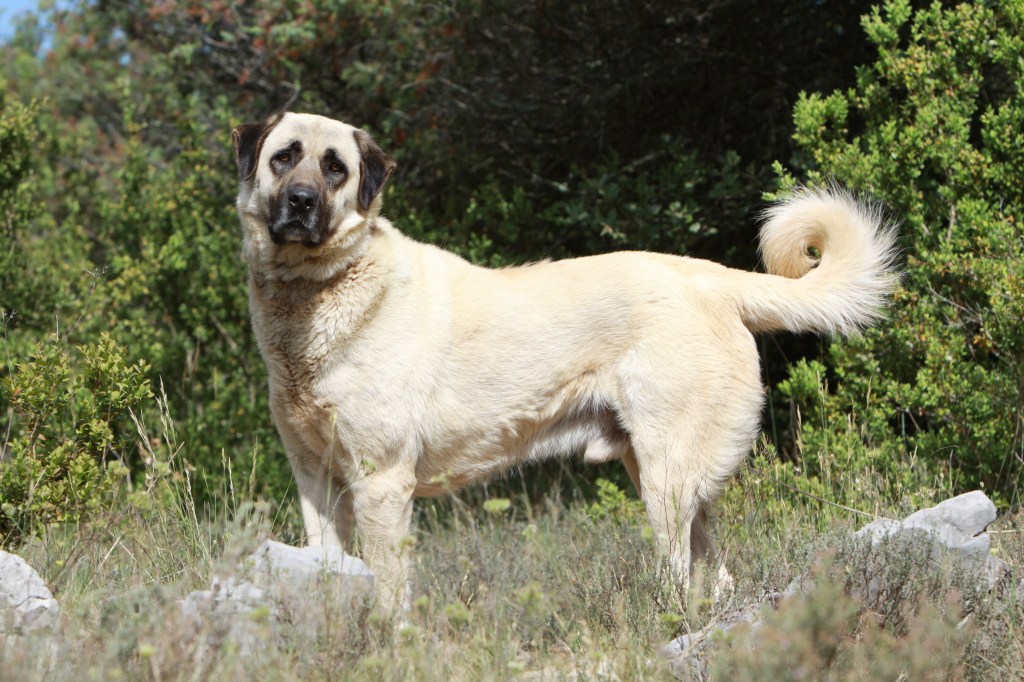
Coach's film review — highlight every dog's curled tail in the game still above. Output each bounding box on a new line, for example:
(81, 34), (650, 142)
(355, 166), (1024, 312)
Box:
(736, 186), (900, 336)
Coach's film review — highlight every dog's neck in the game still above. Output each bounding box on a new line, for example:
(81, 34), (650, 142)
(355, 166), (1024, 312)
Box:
(246, 237), (391, 377)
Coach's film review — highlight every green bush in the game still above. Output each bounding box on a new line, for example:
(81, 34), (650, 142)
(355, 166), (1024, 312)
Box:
(395, 138), (758, 266)
(0, 91), (93, 362)
(84, 94), (285, 494)
(779, 0), (1024, 504)
(1, 334), (151, 543)
(584, 478), (645, 524)
(0, 81), (292, 517)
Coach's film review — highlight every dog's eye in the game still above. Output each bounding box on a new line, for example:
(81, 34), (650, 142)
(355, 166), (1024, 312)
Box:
(274, 152), (291, 164)
(329, 162), (344, 174)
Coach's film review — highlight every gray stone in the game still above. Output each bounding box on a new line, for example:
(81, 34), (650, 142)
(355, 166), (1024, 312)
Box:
(181, 540), (374, 648)
(246, 539), (374, 592)
(0, 550), (59, 636)
(906, 490), (996, 536)
(660, 607), (762, 680)
(854, 490), (1009, 588)
(180, 574), (268, 621)
(660, 491), (1012, 678)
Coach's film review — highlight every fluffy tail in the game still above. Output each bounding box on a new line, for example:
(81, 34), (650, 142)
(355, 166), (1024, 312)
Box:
(735, 186), (900, 335)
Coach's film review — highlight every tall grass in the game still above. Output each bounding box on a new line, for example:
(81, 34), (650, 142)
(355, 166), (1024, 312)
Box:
(1, 389), (1022, 681)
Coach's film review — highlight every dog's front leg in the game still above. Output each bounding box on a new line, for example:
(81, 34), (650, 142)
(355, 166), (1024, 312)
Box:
(350, 463), (417, 612)
(289, 455), (350, 548)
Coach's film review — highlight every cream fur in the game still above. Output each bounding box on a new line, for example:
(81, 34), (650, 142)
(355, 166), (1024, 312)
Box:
(233, 113), (899, 610)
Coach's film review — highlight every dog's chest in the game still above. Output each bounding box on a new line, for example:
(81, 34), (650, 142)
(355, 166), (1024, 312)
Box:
(251, 264), (385, 369)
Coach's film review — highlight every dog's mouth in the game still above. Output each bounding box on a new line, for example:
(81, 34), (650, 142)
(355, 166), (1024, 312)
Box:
(269, 217), (325, 248)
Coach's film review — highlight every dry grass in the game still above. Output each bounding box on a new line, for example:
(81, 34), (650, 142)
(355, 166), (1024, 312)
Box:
(1, 449), (1021, 681)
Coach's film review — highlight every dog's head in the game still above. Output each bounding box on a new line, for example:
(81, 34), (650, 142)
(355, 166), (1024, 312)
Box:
(232, 113), (396, 277)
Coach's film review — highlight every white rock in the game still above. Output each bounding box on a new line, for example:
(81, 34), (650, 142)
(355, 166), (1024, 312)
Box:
(0, 550), (59, 635)
(661, 491), (1012, 677)
(181, 540), (374, 649)
(853, 490), (1008, 586)
(180, 575), (267, 621)
(906, 490), (996, 536)
(246, 539), (374, 591)
(660, 607), (760, 680)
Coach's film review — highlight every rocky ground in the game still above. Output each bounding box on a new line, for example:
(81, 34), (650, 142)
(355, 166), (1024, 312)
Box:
(3, 490), (1020, 679)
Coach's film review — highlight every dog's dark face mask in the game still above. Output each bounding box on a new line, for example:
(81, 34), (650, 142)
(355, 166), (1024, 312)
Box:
(264, 139), (336, 247)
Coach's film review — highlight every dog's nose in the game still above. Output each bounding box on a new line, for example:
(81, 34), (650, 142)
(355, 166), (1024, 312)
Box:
(287, 185), (319, 214)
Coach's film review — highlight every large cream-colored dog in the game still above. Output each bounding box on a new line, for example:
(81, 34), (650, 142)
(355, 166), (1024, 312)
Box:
(232, 112), (897, 610)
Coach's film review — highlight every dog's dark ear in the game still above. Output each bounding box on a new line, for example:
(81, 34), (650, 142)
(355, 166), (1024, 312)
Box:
(232, 114), (281, 181)
(354, 129), (397, 210)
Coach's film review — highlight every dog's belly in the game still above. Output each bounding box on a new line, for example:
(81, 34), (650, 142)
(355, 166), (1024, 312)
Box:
(412, 400), (629, 497)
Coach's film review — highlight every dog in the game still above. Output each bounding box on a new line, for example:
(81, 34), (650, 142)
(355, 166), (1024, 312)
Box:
(231, 112), (898, 610)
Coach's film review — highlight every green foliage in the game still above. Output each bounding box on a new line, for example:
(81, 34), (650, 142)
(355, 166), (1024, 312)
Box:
(0, 90), (91, 359)
(0, 90), (35, 192)
(1, 334), (151, 543)
(776, 359), (940, 511)
(481, 497), (511, 514)
(85, 92), (282, 486)
(781, 0), (1024, 503)
(398, 138), (753, 266)
(0, 92), (37, 323)
(584, 477), (645, 524)
(0, 78), (290, 514)
(84, 0), (879, 269)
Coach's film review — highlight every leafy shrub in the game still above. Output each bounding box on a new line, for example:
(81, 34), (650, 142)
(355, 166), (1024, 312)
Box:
(1, 334), (151, 543)
(397, 138), (759, 266)
(779, 0), (1024, 504)
(84, 95), (288, 496)
(585, 478), (645, 524)
(777, 359), (943, 512)
(0, 90), (94, 363)
(0, 76), (293, 509)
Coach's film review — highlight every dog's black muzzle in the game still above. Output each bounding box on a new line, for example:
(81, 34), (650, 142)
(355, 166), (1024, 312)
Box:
(269, 183), (326, 247)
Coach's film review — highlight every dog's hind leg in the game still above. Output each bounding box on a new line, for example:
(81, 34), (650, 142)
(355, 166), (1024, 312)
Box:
(689, 504), (711, 563)
(335, 486), (355, 548)
(627, 447), (732, 595)
(621, 447), (643, 497)
(615, 316), (762, 594)
(625, 411), (746, 593)
(690, 503), (736, 600)
(634, 451), (704, 590)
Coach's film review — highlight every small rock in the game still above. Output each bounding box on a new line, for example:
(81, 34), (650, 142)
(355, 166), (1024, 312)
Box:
(247, 539), (374, 591)
(0, 550), (59, 636)
(660, 491), (1012, 678)
(180, 575), (268, 622)
(854, 490), (1009, 588)
(181, 540), (374, 649)
(660, 607), (761, 680)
